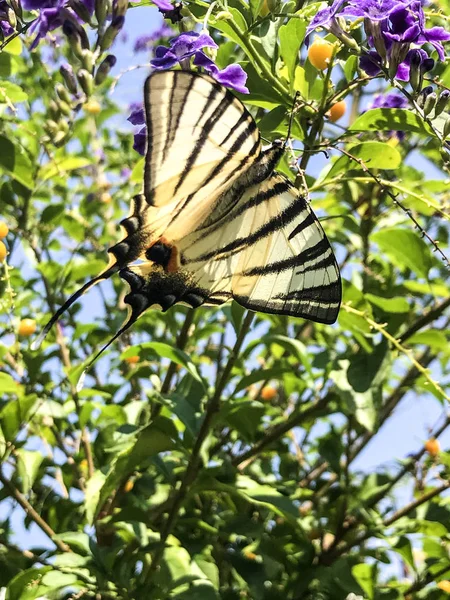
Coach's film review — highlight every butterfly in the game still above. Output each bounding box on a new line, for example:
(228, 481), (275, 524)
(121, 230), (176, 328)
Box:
(33, 69), (341, 361)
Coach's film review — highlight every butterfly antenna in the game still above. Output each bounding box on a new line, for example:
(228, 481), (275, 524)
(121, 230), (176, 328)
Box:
(31, 265), (119, 351)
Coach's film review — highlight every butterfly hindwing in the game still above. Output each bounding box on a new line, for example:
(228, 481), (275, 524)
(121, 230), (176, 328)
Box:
(177, 172), (341, 324)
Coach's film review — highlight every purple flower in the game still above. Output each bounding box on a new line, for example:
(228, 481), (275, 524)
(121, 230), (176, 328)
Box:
(368, 91), (408, 110)
(151, 32), (249, 94)
(152, 0), (173, 11)
(133, 24), (173, 53)
(341, 0), (409, 21)
(127, 102), (145, 126)
(133, 127), (147, 156)
(305, 0), (346, 37)
(0, 0), (13, 36)
(26, 0), (67, 49)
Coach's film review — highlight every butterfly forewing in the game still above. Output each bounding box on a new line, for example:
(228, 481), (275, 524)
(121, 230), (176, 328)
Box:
(142, 70), (261, 240)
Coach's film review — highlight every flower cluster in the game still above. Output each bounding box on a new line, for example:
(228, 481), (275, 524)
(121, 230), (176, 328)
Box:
(0, 0), (14, 37)
(129, 31), (249, 155)
(307, 0), (450, 81)
(22, 0), (95, 49)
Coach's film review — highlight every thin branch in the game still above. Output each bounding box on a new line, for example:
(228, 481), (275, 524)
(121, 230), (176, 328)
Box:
(141, 311), (255, 589)
(0, 466), (70, 553)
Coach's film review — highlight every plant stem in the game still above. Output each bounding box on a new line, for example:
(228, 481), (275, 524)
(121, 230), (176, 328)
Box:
(141, 311), (255, 589)
(0, 466), (71, 553)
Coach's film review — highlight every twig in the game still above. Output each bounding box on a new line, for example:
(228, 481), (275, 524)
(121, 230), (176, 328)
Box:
(0, 466), (70, 553)
(141, 311), (255, 589)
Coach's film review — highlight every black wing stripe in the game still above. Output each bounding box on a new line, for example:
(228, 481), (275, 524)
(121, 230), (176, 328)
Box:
(239, 248), (334, 277)
(173, 86), (232, 196)
(288, 210), (316, 241)
(184, 194), (306, 264)
(275, 282), (341, 302)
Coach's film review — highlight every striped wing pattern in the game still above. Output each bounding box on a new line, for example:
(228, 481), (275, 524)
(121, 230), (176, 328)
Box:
(178, 173), (341, 323)
(37, 70), (341, 357)
(141, 70), (262, 241)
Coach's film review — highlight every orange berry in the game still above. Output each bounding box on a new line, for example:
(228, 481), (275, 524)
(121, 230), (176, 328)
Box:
(125, 355), (140, 365)
(425, 437), (440, 457)
(438, 581), (450, 593)
(123, 479), (134, 492)
(0, 241), (7, 263)
(243, 551), (257, 560)
(308, 38), (334, 71)
(84, 99), (101, 115)
(18, 318), (37, 337)
(261, 385), (277, 401)
(0, 222), (8, 239)
(329, 100), (347, 122)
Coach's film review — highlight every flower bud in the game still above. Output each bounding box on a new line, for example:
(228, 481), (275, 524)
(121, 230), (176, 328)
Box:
(113, 0), (128, 17)
(6, 7), (16, 29)
(57, 99), (72, 116)
(99, 15), (124, 51)
(77, 68), (94, 96)
(434, 90), (450, 117)
(8, 0), (22, 19)
(48, 99), (59, 118)
(45, 119), (59, 135)
(60, 63), (78, 95)
(442, 115), (450, 139)
(69, 0), (92, 23)
(55, 82), (72, 104)
(95, 0), (111, 25)
(408, 50), (422, 93)
(62, 20), (83, 57)
(422, 58), (435, 74)
(53, 130), (68, 147)
(423, 91), (437, 116)
(81, 48), (95, 72)
(94, 54), (117, 84)
(417, 85), (434, 109)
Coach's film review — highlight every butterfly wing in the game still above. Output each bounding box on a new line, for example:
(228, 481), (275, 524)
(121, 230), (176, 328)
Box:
(178, 173), (341, 323)
(140, 70), (262, 241)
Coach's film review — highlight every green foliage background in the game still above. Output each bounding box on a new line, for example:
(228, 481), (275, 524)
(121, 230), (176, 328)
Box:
(1, 1), (450, 598)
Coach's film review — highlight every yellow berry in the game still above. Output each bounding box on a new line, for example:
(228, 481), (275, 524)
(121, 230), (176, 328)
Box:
(0, 241), (7, 263)
(124, 480), (134, 492)
(0, 222), (8, 239)
(259, 0), (269, 16)
(125, 355), (140, 365)
(261, 385), (277, 401)
(329, 100), (347, 122)
(100, 192), (112, 204)
(308, 38), (334, 71)
(84, 99), (101, 115)
(438, 581), (450, 593)
(18, 318), (37, 337)
(425, 437), (440, 457)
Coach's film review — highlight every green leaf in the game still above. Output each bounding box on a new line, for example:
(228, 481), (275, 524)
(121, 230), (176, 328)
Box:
(279, 19), (306, 87)
(92, 418), (178, 522)
(0, 394), (37, 441)
(235, 366), (293, 393)
(122, 342), (204, 386)
(211, 8), (249, 48)
(130, 156), (144, 183)
(365, 293), (410, 313)
(0, 372), (21, 394)
(0, 81), (28, 104)
(352, 563), (376, 599)
(6, 567), (52, 600)
(0, 135), (34, 189)
(349, 108), (432, 136)
(39, 157), (91, 182)
(15, 449), (43, 494)
(326, 142), (401, 180)
(372, 228), (435, 278)
(41, 571), (78, 589)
